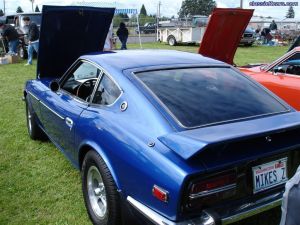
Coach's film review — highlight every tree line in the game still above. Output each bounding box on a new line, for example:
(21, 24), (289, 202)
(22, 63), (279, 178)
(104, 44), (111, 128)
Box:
(0, 0), (296, 20)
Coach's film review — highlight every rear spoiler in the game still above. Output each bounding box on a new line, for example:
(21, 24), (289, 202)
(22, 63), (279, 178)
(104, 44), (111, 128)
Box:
(158, 112), (300, 160)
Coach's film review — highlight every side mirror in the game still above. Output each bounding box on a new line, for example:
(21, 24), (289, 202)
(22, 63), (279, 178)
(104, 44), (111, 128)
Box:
(49, 80), (60, 92)
(273, 66), (283, 75)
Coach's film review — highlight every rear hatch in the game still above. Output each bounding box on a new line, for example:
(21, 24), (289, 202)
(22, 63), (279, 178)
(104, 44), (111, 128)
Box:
(133, 64), (300, 219)
(159, 112), (300, 218)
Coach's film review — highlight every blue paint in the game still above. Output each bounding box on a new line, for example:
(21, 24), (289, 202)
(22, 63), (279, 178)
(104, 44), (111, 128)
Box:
(25, 49), (300, 222)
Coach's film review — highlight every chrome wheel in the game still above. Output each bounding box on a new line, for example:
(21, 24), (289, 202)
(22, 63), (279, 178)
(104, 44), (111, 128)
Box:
(87, 166), (107, 219)
(27, 106), (32, 134)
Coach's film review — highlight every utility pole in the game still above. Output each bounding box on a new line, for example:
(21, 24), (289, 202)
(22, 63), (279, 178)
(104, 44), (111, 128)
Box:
(3, 0), (5, 14)
(240, 0), (243, 8)
(156, 1), (161, 41)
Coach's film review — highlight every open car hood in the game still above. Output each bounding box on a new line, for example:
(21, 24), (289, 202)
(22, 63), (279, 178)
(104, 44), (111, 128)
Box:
(198, 8), (254, 65)
(37, 5), (115, 78)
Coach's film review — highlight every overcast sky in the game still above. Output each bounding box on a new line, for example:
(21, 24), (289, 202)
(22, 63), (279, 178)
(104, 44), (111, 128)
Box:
(1, 0), (299, 19)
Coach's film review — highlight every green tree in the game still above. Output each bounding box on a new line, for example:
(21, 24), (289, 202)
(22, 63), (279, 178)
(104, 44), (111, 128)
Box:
(140, 4), (147, 16)
(178, 0), (216, 18)
(0, 9), (4, 16)
(35, 5), (40, 12)
(286, 6), (295, 18)
(16, 6), (24, 13)
(113, 15), (123, 27)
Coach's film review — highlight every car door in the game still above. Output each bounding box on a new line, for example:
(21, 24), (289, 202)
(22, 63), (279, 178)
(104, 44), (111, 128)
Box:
(75, 71), (122, 152)
(261, 52), (300, 110)
(40, 60), (101, 160)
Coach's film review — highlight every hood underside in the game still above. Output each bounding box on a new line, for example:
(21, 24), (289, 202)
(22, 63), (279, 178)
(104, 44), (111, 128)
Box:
(37, 5), (115, 78)
(198, 8), (254, 65)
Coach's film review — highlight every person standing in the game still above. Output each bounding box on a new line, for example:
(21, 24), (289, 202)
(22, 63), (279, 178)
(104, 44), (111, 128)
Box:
(0, 21), (19, 54)
(116, 22), (129, 50)
(269, 20), (278, 31)
(22, 16), (40, 66)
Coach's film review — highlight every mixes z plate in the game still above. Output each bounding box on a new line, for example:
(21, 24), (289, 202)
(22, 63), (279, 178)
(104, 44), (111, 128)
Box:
(252, 158), (288, 193)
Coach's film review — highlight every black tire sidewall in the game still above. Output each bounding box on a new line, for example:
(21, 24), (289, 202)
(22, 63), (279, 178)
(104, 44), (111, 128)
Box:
(19, 46), (28, 59)
(82, 151), (120, 225)
(168, 36), (176, 46)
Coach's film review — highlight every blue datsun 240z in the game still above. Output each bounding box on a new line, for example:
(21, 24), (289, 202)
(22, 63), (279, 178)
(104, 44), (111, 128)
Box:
(24, 6), (300, 225)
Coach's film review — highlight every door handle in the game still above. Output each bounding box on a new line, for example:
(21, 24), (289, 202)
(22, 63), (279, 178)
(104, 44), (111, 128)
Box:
(65, 117), (73, 130)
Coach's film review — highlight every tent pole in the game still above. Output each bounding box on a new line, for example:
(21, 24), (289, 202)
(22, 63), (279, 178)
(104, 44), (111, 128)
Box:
(137, 14), (142, 49)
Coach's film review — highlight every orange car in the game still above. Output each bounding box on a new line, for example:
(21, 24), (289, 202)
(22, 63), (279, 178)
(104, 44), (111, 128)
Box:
(240, 47), (300, 110)
(199, 8), (300, 110)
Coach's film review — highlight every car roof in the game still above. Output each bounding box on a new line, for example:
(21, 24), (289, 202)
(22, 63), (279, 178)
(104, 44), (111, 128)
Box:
(81, 49), (225, 72)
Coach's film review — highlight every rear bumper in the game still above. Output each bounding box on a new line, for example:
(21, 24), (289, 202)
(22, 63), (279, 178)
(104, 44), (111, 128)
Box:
(127, 193), (282, 225)
(240, 38), (255, 44)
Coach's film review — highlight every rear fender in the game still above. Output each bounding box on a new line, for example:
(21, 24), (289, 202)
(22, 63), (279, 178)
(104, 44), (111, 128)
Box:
(78, 140), (122, 191)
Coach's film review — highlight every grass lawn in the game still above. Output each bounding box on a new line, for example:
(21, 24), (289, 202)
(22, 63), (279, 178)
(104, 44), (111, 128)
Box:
(0, 44), (287, 225)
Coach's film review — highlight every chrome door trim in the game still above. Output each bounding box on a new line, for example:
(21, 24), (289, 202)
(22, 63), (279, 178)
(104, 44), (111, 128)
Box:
(40, 101), (65, 120)
(28, 91), (40, 101)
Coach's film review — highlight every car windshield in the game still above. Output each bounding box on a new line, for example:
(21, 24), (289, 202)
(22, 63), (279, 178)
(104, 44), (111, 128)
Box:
(135, 67), (288, 128)
(20, 15), (41, 27)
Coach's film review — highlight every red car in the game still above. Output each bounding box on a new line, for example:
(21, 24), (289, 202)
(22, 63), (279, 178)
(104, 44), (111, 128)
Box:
(199, 8), (300, 111)
(240, 47), (300, 111)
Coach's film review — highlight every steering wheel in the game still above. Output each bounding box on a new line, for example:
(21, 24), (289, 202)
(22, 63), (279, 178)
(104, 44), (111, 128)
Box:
(76, 78), (98, 100)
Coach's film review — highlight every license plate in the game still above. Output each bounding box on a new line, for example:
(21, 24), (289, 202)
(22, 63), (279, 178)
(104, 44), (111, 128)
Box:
(252, 158), (288, 193)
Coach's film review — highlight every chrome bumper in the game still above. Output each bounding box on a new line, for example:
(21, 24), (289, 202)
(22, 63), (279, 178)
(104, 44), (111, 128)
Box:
(127, 195), (282, 225)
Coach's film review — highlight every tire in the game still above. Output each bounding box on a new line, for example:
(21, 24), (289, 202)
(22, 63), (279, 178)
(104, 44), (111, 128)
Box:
(167, 35), (177, 46)
(25, 98), (47, 140)
(244, 43), (253, 47)
(82, 151), (121, 225)
(19, 46), (28, 59)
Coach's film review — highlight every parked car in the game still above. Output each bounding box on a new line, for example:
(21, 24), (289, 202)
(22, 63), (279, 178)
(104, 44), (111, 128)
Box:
(240, 47), (300, 110)
(240, 27), (256, 46)
(0, 12), (41, 58)
(136, 22), (156, 34)
(25, 6), (300, 225)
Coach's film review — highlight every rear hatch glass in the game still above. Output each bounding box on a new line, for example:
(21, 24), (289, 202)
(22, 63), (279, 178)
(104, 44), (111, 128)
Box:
(135, 67), (288, 128)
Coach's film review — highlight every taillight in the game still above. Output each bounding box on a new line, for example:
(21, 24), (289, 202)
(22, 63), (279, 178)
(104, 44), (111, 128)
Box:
(190, 172), (237, 197)
(184, 171), (237, 211)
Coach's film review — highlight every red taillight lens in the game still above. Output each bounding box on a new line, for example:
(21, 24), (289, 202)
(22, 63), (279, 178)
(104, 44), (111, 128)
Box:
(183, 171), (238, 212)
(190, 172), (237, 195)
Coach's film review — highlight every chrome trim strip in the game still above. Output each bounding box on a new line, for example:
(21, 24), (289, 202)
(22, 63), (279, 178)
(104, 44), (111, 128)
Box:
(264, 50), (297, 72)
(28, 91), (40, 101)
(221, 198), (282, 225)
(127, 196), (215, 225)
(189, 183), (237, 199)
(40, 101), (64, 120)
